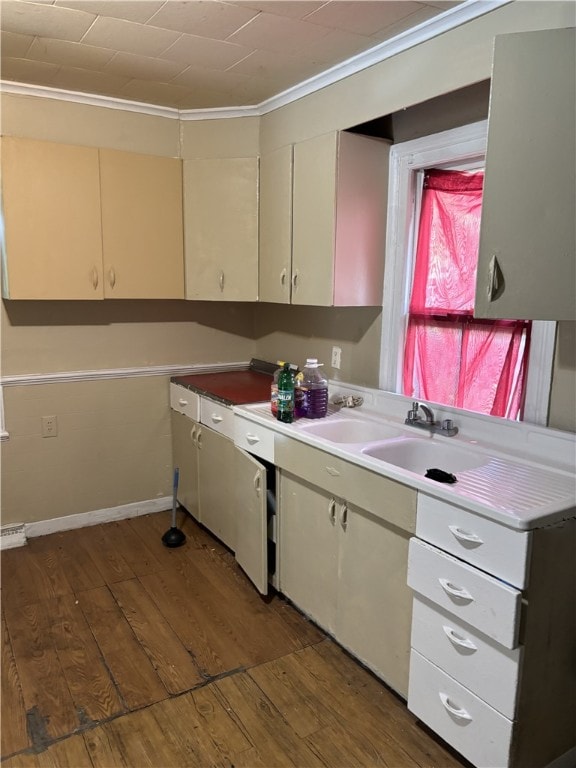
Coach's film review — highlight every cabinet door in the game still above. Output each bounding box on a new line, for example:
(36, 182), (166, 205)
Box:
(292, 132), (337, 306)
(235, 448), (268, 595)
(184, 158), (258, 301)
(475, 28), (575, 321)
(197, 425), (236, 550)
(336, 503), (413, 698)
(1, 137), (103, 299)
(259, 145), (293, 304)
(170, 411), (199, 519)
(99, 149), (184, 299)
(278, 472), (338, 633)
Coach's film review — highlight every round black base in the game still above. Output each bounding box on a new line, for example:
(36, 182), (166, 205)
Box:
(161, 526), (186, 548)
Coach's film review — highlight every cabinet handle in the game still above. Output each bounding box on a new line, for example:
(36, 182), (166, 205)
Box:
(292, 270), (299, 290)
(196, 427), (202, 448)
(178, 398), (188, 407)
(439, 692), (472, 722)
(340, 503), (348, 530)
(219, 270), (225, 291)
(108, 267), (116, 289)
(211, 414), (224, 424)
(280, 268), (287, 286)
(486, 254), (503, 301)
(246, 433), (260, 444)
(253, 472), (261, 496)
(442, 625), (477, 652)
(328, 498), (336, 524)
(325, 466), (340, 477)
(439, 578), (473, 602)
(190, 426), (196, 442)
(91, 267), (99, 289)
(448, 525), (483, 546)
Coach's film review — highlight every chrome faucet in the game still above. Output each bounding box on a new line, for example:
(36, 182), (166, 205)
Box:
(405, 401), (458, 437)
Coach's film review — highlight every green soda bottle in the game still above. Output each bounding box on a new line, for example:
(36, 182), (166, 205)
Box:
(277, 362), (295, 423)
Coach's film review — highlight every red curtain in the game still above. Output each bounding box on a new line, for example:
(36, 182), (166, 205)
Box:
(403, 170), (530, 419)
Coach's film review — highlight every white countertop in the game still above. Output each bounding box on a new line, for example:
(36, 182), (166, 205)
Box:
(234, 390), (576, 532)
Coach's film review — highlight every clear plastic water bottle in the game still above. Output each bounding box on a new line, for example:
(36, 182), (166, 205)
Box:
(301, 359), (328, 419)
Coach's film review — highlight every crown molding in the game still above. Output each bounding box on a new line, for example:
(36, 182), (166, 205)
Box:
(1, 0), (511, 120)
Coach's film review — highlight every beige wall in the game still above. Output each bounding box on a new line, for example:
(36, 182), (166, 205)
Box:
(1, 0), (574, 528)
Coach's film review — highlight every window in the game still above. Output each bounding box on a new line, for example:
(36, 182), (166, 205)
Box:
(380, 121), (555, 424)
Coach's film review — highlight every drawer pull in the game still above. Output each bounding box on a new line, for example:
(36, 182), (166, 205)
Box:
(246, 433), (260, 444)
(448, 525), (483, 546)
(325, 466), (340, 477)
(439, 578), (474, 602)
(211, 414), (224, 424)
(253, 472), (261, 496)
(340, 503), (348, 530)
(328, 498), (336, 524)
(439, 692), (473, 722)
(178, 398), (188, 406)
(442, 625), (477, 652)
(190, 426), (196, 442)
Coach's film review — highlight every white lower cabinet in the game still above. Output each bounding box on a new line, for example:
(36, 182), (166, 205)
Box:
(277, 439), (416, 697)
(408, 495), (576, 768)
(170, 410), (200, 519)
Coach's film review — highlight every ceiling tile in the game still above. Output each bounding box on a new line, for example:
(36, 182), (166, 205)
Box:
(235, 2), (325, 20)
(230, 47), (322, 85)
(55, 1), (165, 24)
(171, 64), (248, 91)
(368, 5), (442, 42)
(26, 36), (115, 70)
(1, 29), (34, 58)
(120, 77), (213, 108)
(52, 65), (130, 95)
(1, 56), (60, 85)
(104, 51), (184, 82)
(0, 1), (96, 42)
(309, 27), (381, 64)
(305, 1), (425, 37)
(146, 1), (259, 41)
(81, 16), (181, 57)
(227, 11), (331, 55)
(159, 33), (251, 70)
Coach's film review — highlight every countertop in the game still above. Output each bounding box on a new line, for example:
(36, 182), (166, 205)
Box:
(172, 370), (272, 407)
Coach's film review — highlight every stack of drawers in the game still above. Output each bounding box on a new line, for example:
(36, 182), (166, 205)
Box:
(407, 494), (531, 768)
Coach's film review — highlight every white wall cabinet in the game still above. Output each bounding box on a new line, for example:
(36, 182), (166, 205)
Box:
(183, 157), (259, 301)
(259, 131), (390, 306)
(475, 27), (575, 321)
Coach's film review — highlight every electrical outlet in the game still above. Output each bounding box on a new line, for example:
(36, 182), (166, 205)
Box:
(331, 346), (342, 369)
(41, 415), (58, 438)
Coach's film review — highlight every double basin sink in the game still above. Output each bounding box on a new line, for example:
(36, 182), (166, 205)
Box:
(294, 414), (491, 475)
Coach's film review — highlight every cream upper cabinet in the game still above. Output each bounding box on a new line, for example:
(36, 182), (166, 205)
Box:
(183, 157), (258, 301)
(1, 136), (104, 300)
(1, 137), (185, 300)
(99, 149), (184, 299)
(291, 131), (390, 307)
(259, 145), (294, 304)
(475, 27), (575, 321)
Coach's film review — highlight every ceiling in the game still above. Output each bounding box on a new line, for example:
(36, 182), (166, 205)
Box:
(0, 0), (468, 112)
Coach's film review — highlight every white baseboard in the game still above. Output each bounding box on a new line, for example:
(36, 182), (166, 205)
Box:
(1, 497), (172, 546)
(0, 524), (27, 550)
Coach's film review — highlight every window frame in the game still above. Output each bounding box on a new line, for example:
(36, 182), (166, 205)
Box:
(379, 120), (555, 426)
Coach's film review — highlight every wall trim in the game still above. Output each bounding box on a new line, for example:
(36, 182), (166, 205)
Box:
(23, 496), (172, 542)
(0, 361), (249, 388)
(0, 0), (511, 120)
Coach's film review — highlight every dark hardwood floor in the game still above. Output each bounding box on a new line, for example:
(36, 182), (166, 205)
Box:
(1, 511), (468, 767)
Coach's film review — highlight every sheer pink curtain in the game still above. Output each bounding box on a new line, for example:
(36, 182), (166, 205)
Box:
(403, 170), (530, 419)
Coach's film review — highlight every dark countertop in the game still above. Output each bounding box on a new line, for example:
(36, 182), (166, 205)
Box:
(172, 369), (273, 407)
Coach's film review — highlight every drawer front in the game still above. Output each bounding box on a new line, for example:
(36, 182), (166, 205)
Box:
(408, 651), (513, 768)
(276, 434), (416, 533)
(411, 596), (521, 719)
(408, 538), (522, 649)
(417, 494), (531, 588)
(234, 415), (275, 463)
(200, 398), (234, 439)
(170, 383), (200, 421)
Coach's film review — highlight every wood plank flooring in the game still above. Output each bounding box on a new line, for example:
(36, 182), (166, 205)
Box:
(1, 511), (470, 767)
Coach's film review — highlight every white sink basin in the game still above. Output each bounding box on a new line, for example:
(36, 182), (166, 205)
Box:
(362, 437), (489, 474)
(296, 418), (402, 444)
